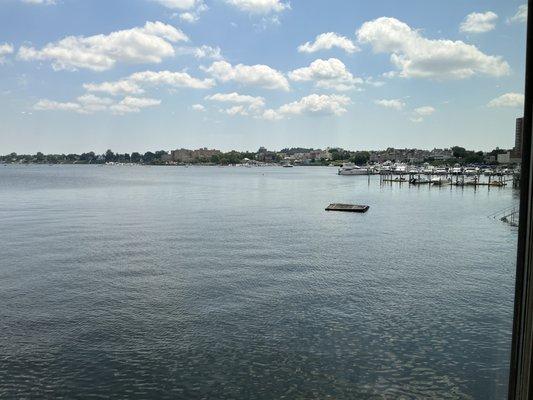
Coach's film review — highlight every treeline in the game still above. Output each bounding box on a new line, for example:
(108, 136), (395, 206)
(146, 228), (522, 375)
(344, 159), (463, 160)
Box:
(1, 149), (265, 165)
(0, 150), (171, 165)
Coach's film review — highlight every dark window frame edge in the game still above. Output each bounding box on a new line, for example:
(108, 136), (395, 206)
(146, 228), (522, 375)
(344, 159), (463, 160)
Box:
(509, 1), (533, 398)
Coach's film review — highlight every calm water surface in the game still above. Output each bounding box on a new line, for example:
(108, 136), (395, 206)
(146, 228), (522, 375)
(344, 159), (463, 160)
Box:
(0, 165), (518, 399)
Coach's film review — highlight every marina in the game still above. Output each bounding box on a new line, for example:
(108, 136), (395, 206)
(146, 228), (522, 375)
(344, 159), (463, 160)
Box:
(338, 162), (520, 189)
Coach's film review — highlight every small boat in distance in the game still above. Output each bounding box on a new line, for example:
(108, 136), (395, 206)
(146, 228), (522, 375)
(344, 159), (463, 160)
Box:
(338, 163), (369, 175)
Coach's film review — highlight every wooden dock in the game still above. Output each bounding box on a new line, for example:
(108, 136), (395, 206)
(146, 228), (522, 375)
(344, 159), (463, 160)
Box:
(325, 203), (369, 213)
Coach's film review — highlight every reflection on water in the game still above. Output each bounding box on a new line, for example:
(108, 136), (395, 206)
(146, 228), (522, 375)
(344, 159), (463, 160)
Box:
(0, 165), (518, 399)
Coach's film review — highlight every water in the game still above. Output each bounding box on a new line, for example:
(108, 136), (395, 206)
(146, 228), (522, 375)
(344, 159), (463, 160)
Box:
(0, 165), (518, 399)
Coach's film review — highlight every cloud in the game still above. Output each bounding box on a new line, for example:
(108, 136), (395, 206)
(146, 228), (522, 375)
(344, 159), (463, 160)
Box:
(411, 105), (435, 122)
(487, 92), (525, 108)
(18, 21), (188, 71)
(191, 103), (205, 111)
(129, 70), (215, 89)
(374, 98), (405, 110)
(76, 94), (114, 112)
(365, 77), (386, 87)
(205, 92), (265, 110)
(34, 99), (81, 112)
(460, 11), (498, 33)
(414, 106), (435, 115)
(34, 95), (161, 114)
(298, 32), (359, 54)
(261, 93), (351, 120)
(203, 60), (289, 91)
(357, 17), (510, 79)
(21, 0), (56, 4)
(288, 58), (362, 91)
(176, 45), (223, 60)
(508, 5), (527, 24)
(0, 43), (14, 63)
(83, 80), (145, 96)
(110, 97), (161, 114)
(223, 105), (248, 116)
(223, 0), (290, 14)
(84, 70), (214, 96)
(171, 1), (209, 23)
(207, 92), (266, 116)
(152, 0), (200, 9)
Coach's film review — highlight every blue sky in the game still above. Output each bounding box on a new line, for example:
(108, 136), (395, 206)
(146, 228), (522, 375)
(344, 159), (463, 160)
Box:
(0, 0), (527, 153)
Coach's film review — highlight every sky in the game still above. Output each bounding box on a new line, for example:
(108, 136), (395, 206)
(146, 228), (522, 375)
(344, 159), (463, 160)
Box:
(0, 0), (528, 154)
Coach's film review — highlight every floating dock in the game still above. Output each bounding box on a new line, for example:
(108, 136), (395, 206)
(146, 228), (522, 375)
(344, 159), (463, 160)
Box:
(325, 203), (369, 213)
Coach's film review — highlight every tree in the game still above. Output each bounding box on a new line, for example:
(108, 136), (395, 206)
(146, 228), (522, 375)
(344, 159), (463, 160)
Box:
(105, 149), (115, 162)
(452, 146), (467, 158)
(131, 152), (142, 163)
(80, 152), (95, 163)
(143, 151), (155, 164)
(351, 151), (370, 165)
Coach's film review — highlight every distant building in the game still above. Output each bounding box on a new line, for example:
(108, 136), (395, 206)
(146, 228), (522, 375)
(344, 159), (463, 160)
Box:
(171, 148), (221, 162)
(160, 153), (172, 163)
(430, 148), (453, 161)
(498, 151), (522, 165)
(256, 149), (277, 162)
(497, 152), (511, 164)
(515, 117), (524, 156)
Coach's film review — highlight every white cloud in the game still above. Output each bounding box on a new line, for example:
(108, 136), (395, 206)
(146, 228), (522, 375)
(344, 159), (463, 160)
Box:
(191, 103), (205, 111)
(176, 45), (223, 60)
(288, 58), (362, 91)
(84, 70), (214, 97)
(152, 0), (200, 9)
(365, 77), (386, 87)
(34, 99), (81, 112)
(34, 95), (161, 115)
(261, 108), (283, 120)
(110, 97), (161, 114)
(204, 60), (289, 91)
(410, 105), (435, 122)
(374, 98), (405, 110)
(76, 94), (114, 112)
(207, 92), (265, 117)
(298, 32), (359, 54)
(488, 92), (525, 108)
(18, 21), (188, 71)
(460, 11), (498, 33)
(224, 0), (290, 14)
(261, 94), (351, 120)
(83, 80), (144, 96)
(414, 106), (435, 115)
(0, 43), (14, 63)
(357, 17), (510, 79)
(174, 2), (208, 23)
(224, 105), (248, 116)
(129, 70), (215, 89)
(205, 92), (265, 110)
(508, 5), (527, 24)
(21, 0), (56, 4)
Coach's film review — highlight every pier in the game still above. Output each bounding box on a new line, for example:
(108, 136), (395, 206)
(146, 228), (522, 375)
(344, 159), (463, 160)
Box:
(377, 170), (519, 189)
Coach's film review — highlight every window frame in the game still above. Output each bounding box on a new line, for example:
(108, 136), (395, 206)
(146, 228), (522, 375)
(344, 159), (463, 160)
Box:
(508, 1), (533, 398)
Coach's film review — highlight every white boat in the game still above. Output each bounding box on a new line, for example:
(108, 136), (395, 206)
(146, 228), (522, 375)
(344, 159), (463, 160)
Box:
(338, 163), (369, 175)
(434, 167), (448, 175)
(451, 166), (462, 175)
(394, 164), (408, 174)
(464, 167), (479, 175)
